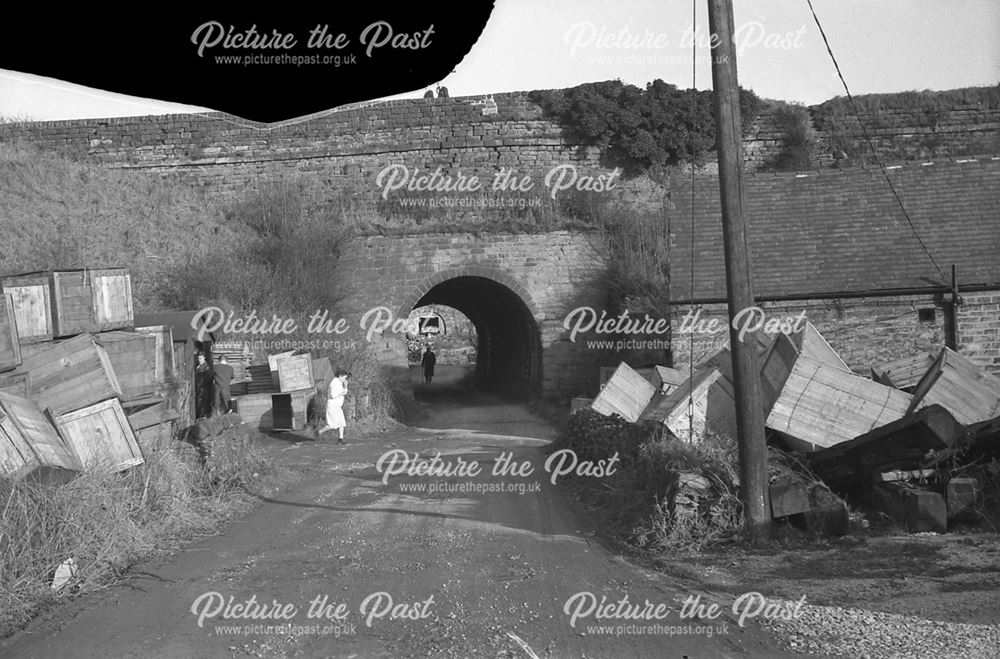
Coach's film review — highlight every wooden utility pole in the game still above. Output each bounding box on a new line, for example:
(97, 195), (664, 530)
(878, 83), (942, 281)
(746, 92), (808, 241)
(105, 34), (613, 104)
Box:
(707, 0), (770, 540)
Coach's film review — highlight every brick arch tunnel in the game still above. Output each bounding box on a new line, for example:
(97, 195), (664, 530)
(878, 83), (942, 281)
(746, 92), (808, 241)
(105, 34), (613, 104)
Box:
(402, 271), (542, 397)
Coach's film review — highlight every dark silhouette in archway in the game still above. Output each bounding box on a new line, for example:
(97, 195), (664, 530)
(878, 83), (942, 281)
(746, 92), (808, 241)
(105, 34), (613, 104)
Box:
(412, 276), (541, 397)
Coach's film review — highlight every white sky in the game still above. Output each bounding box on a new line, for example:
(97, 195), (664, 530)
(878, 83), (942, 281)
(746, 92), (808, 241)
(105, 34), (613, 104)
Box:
(1, 0), (997, 121)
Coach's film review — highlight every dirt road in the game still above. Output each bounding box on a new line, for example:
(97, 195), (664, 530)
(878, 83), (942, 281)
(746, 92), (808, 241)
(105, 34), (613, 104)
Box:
(1, 381), (797, 658)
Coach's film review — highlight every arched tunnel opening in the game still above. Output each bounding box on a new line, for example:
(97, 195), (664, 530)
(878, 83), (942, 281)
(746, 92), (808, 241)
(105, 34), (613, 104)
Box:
(409, 276), (541, 398)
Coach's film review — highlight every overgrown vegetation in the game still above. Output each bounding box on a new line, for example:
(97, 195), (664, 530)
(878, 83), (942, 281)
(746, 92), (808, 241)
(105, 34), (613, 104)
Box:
(529, 79), (764, 176)
(766, 102), (814, 171)
(550, 409), (743, 552)
(811, 85), (1000, 165)
(0, 427), (274, 637)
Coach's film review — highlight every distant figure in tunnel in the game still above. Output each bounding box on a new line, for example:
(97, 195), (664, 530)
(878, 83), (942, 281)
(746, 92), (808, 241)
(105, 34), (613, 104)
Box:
(421, 346), (437, 384)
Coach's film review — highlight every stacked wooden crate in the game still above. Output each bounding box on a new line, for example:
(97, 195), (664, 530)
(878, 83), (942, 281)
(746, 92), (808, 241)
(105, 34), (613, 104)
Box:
(0, 268), (155, 480)
(233, 351), (316, 431)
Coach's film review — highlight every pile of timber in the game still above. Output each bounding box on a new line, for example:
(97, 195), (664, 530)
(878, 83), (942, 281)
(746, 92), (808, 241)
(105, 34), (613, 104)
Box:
(231, 349), (327, 432)
(584, 321), (1000, 533)
(0, 268), (180, 482)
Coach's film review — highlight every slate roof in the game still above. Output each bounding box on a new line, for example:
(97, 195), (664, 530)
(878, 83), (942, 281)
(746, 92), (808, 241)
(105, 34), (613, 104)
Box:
(669, 157), (1000, 301)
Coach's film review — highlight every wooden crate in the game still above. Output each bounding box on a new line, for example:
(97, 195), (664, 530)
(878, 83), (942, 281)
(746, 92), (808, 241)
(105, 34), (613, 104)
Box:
(2, 274), (54, 344)
(640, 367), (727, 443)
(21, 333), (124, 416)
(0, 390), (79, 480)
(0, 293), (21, 372)
(90, 268), (133, 331)
(96, 331), (159, 401)
(135, 325), (176, 383)
(53, 398), (144, 472)
(591, 362), (657, 423)
(276, 353), (314, 392)
(50, 270), (97, 337)
(233, 392), (274, 431)
(766, 353), (913, 453)
(0, 370), (29, 397)
(272, 387), (316, 431)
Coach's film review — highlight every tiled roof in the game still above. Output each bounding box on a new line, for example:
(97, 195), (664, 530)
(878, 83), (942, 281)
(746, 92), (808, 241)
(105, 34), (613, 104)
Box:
(669, 157), (1000, 301)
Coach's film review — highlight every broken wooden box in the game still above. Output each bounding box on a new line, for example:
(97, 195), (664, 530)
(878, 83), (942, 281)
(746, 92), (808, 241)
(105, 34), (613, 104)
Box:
(0, 390), (79, 481)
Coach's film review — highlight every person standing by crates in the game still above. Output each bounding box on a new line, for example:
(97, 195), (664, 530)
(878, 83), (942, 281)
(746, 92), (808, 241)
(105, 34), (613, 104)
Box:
(212, 354), (234, 415)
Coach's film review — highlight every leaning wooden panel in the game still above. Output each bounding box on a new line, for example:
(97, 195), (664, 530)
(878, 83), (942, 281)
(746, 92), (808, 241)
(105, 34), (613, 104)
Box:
(21, 333), (124, 416)
(766, 354), (913, 453)
(0, 293), (22, 373)
(908, 347), (1000, 425)
(52, 398), (144, 472)
(793, 322), (851, 373)
(0, 390), (79, 477)
(0, 412), (40, 481)
(591, 362), (657, 423)
(90, 268), (134, 331)
(1, 274), (54, 344)
(50, 270), (97, 337)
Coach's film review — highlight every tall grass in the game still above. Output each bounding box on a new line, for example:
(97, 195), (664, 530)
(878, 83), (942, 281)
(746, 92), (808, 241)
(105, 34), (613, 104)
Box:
(0, 426), (271, 638)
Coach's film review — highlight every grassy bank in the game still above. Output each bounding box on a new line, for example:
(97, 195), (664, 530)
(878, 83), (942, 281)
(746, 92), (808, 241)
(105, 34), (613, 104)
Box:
(0, 426), (284, 638)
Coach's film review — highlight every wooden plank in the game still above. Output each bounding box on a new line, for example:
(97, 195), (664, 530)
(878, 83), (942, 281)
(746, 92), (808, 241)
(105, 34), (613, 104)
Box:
(1, 275), (54, 344)
(135, 325), (176, 382)
(21, 333), (124, 416)
(908, 347), (1000, 426)
(53, 398), (144, 472)
(767, 353), (913, 453)
(0, 413), (41, 481)
(0, 293), (22, 372)
(212, 340), (252, 383)
(808, 404), (962, 489)
(50, 270), (96, 337)
(90, 268), (133, 331)
(872, 353), (936, 391)
(0, 390), (79, 476)
(591, 362), (657, 423)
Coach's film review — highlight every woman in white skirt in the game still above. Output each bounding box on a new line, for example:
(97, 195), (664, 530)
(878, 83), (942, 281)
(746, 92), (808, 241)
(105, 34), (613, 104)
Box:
(318, 370), (350, 444)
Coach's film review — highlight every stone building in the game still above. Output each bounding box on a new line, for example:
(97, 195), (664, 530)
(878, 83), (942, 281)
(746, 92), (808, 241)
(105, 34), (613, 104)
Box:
(668, 156), (1000, 376)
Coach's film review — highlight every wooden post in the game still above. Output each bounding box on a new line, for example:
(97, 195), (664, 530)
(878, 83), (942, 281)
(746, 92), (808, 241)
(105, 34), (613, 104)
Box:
(946, 265), (959, 350)
(707, 0), (771, 539)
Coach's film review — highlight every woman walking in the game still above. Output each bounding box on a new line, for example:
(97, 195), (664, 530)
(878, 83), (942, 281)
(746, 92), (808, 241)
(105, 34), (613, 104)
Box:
(318, 370), (350, 445)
